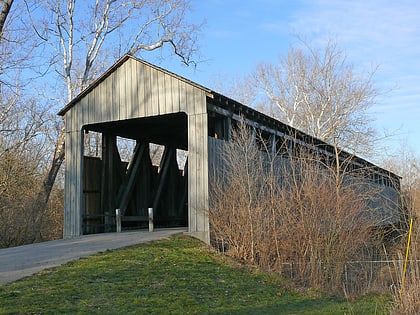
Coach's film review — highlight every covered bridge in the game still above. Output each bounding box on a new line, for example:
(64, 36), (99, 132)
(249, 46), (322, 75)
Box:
(59, 55), (401, 244)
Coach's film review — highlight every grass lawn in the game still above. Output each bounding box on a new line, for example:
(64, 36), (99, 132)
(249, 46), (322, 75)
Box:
(0, 234), (392, 314)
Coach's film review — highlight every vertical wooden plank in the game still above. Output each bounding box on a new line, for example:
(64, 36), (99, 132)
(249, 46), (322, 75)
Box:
(65, 109), (72, 139)
(71, 103), (83, 236)
(131, 59), (139, 119)
(158, 70), (166, 115)
(145, 65), (152, 117)
(172, 77), (180, 113)
(151, 68), (159, 116)
(89, 82), (96, 124)
(98, 77), (106, 123)
(188, 114), (197, 233)
(126, 58), (137, 119)
(179, 80), (187, 113)
(63, 129), (72, 238)
(193, 96), (202, 233)
(68, 129), (76, 237)
(126, 59), (133, 119)
(83, 95), (90, 126)
(103, 71), (112, 122)
(165, 74), (173, 114)
(86, 91), (92, 125)
(186, 83), (194, 115)
(75, 128), (84, 235)
(196, 112), (208, 234)
(111, 71), (119, 121)
(119, 62), (127, 121)
(70, 104), (77, 136)
(137, 62), (146, 118)
(69, 108), (78, 237)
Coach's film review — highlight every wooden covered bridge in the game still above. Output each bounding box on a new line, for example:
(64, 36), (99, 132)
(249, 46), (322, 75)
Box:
(59, 55), (401, 243)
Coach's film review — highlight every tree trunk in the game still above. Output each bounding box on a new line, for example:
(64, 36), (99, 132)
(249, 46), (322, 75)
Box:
(32, 121), (66, 241)
(0, 0), (13, 38)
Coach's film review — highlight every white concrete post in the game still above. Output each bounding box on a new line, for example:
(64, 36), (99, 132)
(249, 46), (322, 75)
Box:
(115, 209), (121, 233)
(148, 208), (154, 232)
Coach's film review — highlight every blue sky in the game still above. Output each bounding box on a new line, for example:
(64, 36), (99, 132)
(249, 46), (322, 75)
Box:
(147, 0), (420, 161)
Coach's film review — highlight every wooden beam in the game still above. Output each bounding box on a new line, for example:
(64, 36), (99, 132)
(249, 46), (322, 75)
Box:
(118, 142), (147, 216)
(152, 146), (174, 211)
(101, 134), (117, 214)
(100, 134), (119, 232)
(178, 159), (188, 215)
(121, 216), (148, 222)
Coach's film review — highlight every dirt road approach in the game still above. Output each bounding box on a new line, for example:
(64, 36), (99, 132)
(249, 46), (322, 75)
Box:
(0, 228), (187, 284)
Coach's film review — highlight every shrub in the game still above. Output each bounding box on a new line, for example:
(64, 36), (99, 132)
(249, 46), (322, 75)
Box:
(210, 121), (384, 295)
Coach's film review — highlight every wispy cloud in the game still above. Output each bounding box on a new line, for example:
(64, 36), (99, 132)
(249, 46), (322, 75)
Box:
(253, 0), (420, 152)
(283, 0), (420, 151)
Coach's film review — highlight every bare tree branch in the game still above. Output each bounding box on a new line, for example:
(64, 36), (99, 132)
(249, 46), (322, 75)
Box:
(248, 38), (379, 157)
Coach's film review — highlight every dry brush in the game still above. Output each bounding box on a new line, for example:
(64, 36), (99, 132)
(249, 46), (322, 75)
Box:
(210, 122), (389, 295)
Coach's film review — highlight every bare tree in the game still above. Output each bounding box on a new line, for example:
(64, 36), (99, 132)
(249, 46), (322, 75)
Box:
(23, 0), (201, 239)
(225, 39), (379, 157)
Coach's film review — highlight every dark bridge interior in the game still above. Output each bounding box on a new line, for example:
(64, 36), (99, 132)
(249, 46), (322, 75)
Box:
(82, 112), (188, 234)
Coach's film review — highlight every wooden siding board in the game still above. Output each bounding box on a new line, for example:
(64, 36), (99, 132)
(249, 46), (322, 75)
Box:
(70, 106), (76, 134)
(194, 101), (202, 232)
(79, 95), (89, 127)
(63, 130), (72, 237)
(188, 114), (197, 232)
(125, 59), (137, 119)
(65, 109), (73, 134)
(69, 130), (75, 236)
(86, 91), (92, 125)
(196, 113), (208, 232)
(179, 81), (187, 113)
(151, 68), (159, 116)
(187, 82), (195, 115)
(111, 71), (119, 121)
(158, 70), (165, 114)
(172, 77), (180, 113)
(132, 59), (140, 118)
(118, 62), (127, 121)
(101, 72), (110, 122)
(145, 65), (152, 117)
(125, 60), (132, 119)
(165, 73), (173, 113)
(75, 129), (83, 235)
(87, 86), (93, 124)
(96, 78), (104, 123)
(137, 61), (146, 118)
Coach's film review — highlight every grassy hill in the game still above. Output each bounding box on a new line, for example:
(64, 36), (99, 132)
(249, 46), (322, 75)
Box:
(0, 234), (392, 314)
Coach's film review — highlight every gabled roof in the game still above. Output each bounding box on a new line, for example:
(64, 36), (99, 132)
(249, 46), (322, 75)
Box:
(58, 54), (211, 116)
